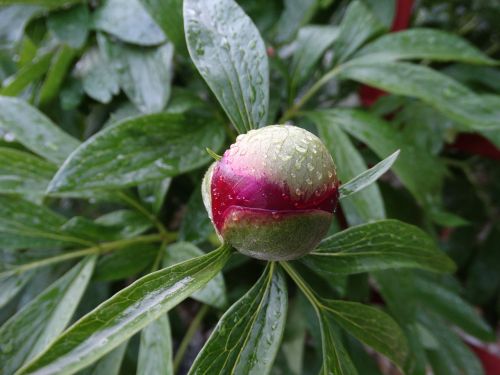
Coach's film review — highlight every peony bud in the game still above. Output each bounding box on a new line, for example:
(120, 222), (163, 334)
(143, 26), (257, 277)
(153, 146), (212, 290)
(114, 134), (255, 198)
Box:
(202, 125), (339, 261)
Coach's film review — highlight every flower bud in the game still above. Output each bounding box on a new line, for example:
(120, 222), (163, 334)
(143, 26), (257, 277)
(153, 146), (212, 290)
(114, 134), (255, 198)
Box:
(202, 125), (339, 261)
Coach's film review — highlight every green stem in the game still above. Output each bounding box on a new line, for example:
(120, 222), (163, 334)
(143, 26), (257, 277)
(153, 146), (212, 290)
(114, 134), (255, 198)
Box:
(118, 191), (169, 236)
(173, 304), (210, 374)
(280, 262), (322, 310)
(279, 66), (343, 123)
(2, 233), (169, 277)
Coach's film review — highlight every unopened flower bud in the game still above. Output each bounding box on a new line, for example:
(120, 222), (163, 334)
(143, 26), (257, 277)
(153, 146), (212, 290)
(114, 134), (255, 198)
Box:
(202, 125), (339, 260)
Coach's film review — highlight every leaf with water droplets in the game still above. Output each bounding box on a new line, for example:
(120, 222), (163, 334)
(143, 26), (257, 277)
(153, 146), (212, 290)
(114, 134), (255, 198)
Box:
(184, 0), (269, 133)
(98, 34), (174, 113)
(189, 263), (287, 375)
(338, 150), (399, 199)
(0, 256), (96, 375)
(339, 62), (500, 131)
(300, 219), (456, 275)
(92, 0), (166, 46)
(353, 28), (496, 65)
(0, 195), (86, 250)
(137, 315), (173, 375)
(321, 298), (408, 371)
(17, 245), (232, 375)
(289, 25), (339, 97)
(164, 242), (227, 309)
(0, 96), (80, 164)
(47, 113), (225, 193)
(318, 312), (358, 375)
(0, 147), (56, 195)
(333, 1), (384, 65)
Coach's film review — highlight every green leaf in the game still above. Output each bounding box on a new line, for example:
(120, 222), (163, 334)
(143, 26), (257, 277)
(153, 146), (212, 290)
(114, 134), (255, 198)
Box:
(339, 150), (399, 199)
(139, 0), (186, 54)
(17, 246), (232, 375)
(38, 45), (76, 106)
(179, 187), (214, 244)
(412, 276), (494, 342)
(92, 0), (166, 46)
(100, 35), (174, 113)
(189, 263), (287, 375)
(46, 4), (89, 49)
(313, 108), (446, 209)
(354, 28), (496, 65)
(184, 0), (269, 133)
(47, 113), (225, 193)
(95, 209), (153, 238)
(80, 341), (128, 375)
(339, 62), (500, 131)
(0, 0), (81, 10)
(0, 5), (44, 49)
(0, 195), (87, 250)
(318, 312), (358, 375)
(0, 97), (80, 164)
(137, 315), (173, 375)
(311, 112), (385, 224)
(0, 256), (95, 375)
(0, 51), (53, 96)
(76, 48), (120, 104)
(138, 178), (171, 215)
(420, 313), (484, 375)
(322, 299), (408, 370)
(334, 1), (384, 64)
(360, 0), (395, 29)
(0, 147), (56, 195)
(94, 244), (158, 281)
(274, 0), (319, 44)
(164, 242), (226, 309)
(301, 220), (456, 275)
(0, 271), (33, 309)
(289, 26), (339, 96)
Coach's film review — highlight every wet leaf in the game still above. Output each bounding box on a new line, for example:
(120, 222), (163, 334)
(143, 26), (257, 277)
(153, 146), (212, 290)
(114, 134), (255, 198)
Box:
(179, 187), (214, 244)
(274, 0), (319, 44)
(340, 62), (500, 131)
(0, 195), (86, 250)
(289, 25), (339, 96)
(0, 97), (80, 164)
(100, 36), (174, 113)
(92, 0), (165, 46)
(301, 220), (456, 275)
(0, 5), (44, 48)
(354, 28), (496, 65)
(46, 4), (89, 49)
(17, 246), (231, 375)
(184, 0), (269, 133)
(137, 315), (173, 375)
(322, 299), (408, 370)
(80, 341), (128, 375)
(0, 257), (95, 375)
(164, 242), (227, 309)
(339, 150), (400, 199)
(190, 263), (287, 375)
(47, 113), (225, 193)
(0, 147), (56, 195)
(0, 271), (33, 309)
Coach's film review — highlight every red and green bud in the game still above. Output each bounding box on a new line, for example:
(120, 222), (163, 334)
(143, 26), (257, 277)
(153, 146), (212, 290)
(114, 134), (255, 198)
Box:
(202, 125), (339, 261)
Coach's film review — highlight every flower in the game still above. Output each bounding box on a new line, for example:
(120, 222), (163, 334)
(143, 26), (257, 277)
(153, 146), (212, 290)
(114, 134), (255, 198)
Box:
(202, 125), (339, 260)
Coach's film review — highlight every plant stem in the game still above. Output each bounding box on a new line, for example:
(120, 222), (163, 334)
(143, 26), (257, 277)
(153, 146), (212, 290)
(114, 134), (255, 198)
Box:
(279, 66), (343, 123)
(173, 304), (210, 374)
(118, 191), (169, 236)
(280, 262), (322, 310)
(2, 233), (169, 277)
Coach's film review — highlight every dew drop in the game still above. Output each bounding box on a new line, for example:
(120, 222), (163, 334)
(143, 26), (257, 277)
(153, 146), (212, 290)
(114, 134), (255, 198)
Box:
(307, 163), (314, 171)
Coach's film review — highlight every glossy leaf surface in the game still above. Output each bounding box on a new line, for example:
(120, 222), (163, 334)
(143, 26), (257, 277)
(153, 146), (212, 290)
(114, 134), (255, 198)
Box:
(48, 113), (225, 193)
(302, 220), (455, 275)
(189, 263), (287, 375)
(18, 246), (231, 375)
(184, 0), (269, 133)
